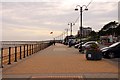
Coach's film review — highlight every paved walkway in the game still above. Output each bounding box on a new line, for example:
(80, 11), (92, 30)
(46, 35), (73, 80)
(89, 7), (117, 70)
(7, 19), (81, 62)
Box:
(2, 43), (118, 79)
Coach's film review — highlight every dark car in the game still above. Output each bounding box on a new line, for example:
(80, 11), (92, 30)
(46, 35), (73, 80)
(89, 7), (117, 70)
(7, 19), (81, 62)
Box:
(68, 39), (76, 47)
(74, 42), (84, 48)
(101, 42), (120, 59)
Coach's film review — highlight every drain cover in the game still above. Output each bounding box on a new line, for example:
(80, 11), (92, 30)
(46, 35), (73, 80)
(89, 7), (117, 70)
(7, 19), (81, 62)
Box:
(30, 78), (83, 80)
(31, 76), (84, 80)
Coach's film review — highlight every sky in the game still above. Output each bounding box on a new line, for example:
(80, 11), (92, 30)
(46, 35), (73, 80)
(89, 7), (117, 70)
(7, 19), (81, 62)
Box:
(0, 0), (119, 41)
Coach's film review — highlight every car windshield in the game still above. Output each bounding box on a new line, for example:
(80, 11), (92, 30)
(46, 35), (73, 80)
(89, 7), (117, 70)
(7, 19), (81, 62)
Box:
(84, 41), (96, 45)
(109, 42), (120, 48)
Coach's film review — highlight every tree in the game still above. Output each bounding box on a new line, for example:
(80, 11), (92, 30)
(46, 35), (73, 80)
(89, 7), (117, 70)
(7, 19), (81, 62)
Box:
(89, 31), (99, 41)
(98, 21), (119, 36)
(101, 21), (118, 31)
(115, 24), (120, 36)
(89, 31), (97, 37)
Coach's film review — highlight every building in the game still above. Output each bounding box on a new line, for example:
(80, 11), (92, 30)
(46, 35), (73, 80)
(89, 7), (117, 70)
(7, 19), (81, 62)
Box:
(77, 27), (92, 37)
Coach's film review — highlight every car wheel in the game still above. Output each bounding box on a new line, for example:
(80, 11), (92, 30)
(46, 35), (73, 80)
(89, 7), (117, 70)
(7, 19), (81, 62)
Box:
(108, 52), (115, 59)
(102, 52), (107, 58)
(79, 49), (82, 52)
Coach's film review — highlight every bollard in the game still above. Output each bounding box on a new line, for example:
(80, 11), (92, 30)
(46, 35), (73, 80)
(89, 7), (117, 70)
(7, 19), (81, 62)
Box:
(23, 45), (25, 58)
(8, 47), (11, 65)
(14, 47), (17, 62)
(20, 46), (22, 59)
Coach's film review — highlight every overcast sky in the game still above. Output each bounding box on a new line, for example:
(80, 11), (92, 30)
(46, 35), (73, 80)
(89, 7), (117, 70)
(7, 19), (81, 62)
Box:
(0, 0), (119, 41)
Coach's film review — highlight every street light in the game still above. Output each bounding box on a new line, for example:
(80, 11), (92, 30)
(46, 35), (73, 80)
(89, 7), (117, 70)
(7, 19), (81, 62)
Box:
(65, 28), (69, 44)
(65, 28), (69, 37)
(68, 23), (75, 36)
(75, 5), (88, 52)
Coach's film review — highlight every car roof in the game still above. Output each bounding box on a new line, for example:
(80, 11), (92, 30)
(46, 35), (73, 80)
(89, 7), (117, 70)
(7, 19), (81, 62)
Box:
(85, 41), (97, 44)
(109, 42), (120, 48)
(83, 41), (98, 46)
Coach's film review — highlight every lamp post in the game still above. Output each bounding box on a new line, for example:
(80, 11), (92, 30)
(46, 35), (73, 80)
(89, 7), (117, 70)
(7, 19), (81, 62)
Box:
(75, 5), (88, 52)
(61, 33), (63, 42)
(68, 23), (75, 36)
(65, 29), (68, 37)
(65, 28), (69, 44)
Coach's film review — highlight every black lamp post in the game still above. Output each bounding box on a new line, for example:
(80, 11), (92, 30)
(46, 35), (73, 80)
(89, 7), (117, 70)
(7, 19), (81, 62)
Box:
(75, 5), (88, 52)
(68, 23), (75, 36)
(65, 28), (69, 37)
(65, 28), (69, 44)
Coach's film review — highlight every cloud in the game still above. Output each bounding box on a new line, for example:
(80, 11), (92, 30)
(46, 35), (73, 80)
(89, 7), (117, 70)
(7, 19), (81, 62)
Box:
(1, 0), (119, 2)
(1, 1), (118, 40)
(2, 23), (62, 40)
(81, 2), (118, 31)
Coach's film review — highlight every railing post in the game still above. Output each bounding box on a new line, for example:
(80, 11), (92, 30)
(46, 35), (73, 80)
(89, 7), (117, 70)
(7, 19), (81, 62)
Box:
(33, 44), (34, 53)
(20, 46), (22, 59)
(39, 44), (41, 51)
(39, 44), (40, 51)
(23, 45), (25, 58)
(30, 45), (31, 55)
(42, 43), (45, 49)
(36, 44), (38, 52)
(1, 48), (3, 68)
(38, 44), (39, 51)
(37, 44), (39, 52)
(8, 47), (11, 65)
(35, 44), (37, 53)
(38, 44), (40, 51)
(34, 44), (36, 53)
(27, 45), (28, 56)
(33, 44), (34, 54)
(14, 47), (17, 62)
(36, 44), (38, 53)
(41, 43), (42, 50)
(37, 44), (38, 52)
(32, 44), (33, 54)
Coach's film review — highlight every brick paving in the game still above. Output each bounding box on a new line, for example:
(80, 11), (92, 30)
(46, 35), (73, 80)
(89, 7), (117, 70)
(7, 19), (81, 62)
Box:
(2, 43), (118, 79)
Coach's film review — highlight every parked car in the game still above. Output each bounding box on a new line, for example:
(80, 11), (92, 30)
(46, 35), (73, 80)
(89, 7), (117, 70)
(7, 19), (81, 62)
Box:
(79, 41), (99, 52)
(101, 42), (120, 59)
(68, 39), (76, 47)
(74, 42), (84, 48)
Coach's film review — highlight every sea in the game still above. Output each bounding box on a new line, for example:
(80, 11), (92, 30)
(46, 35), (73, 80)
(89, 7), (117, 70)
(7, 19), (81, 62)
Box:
(0, 41), (44, 48)
(0, 41), (44, 63)
(0, 41), (51, 63)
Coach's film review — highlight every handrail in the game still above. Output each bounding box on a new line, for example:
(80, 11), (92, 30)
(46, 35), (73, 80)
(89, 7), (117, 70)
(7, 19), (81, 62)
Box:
(0, 41), (52, 68)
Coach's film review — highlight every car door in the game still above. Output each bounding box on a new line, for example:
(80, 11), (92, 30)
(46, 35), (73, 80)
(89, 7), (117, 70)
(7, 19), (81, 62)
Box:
(115, 44), (120, 57)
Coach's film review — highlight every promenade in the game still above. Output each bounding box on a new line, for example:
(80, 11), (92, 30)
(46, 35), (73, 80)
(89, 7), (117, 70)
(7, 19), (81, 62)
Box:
(2, 43), (118, 79)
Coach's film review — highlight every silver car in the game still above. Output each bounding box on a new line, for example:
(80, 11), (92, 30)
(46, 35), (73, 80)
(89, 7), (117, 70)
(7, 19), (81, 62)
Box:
(79, 41), (99, 52)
